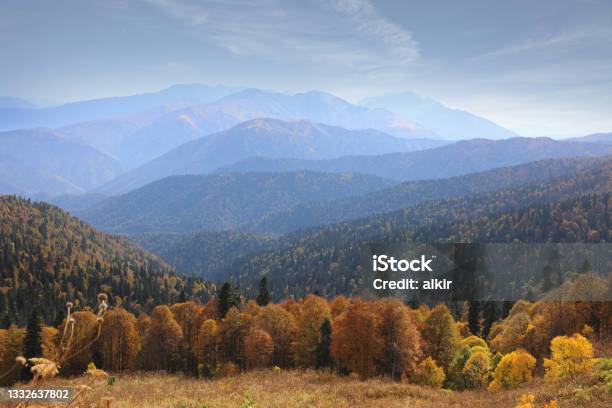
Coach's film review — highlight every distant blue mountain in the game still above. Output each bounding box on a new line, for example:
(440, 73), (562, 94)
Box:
(0, 84), (243, 131)
(360, 92), (518, 140)
(0, 128), (124, 195)
(566, 132), (612, 145)
(57, 87), (443, 169)
(214, 89), (438, 140)
(96, 118), (443, 195)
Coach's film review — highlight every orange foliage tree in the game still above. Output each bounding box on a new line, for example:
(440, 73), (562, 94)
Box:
(331, 300), (381, 378)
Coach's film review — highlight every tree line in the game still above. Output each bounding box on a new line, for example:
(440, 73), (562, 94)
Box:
(0, 272), (607, 391)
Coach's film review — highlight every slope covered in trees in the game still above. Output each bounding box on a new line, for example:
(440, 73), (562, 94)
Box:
(82, 171), (396, 234)
(132, 231), (278, 281)
(226, 160), (611, 298)
(0, 196), (214, 326)
(247, 156), (610, 233)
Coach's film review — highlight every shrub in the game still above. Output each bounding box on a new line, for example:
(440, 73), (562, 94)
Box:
(544, 333), (595, 379)
(415, 357), (445, 388)
(514, 393), (535, 408)
(462, 349), (492, 388)
(489, 349), (536, 390)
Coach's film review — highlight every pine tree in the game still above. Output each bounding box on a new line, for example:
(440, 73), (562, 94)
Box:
(256, 276), (271, 306)
(22, 309), (43, 381)
(468, 301), (481, 336)
(316, 318), (333, 368)
(218, 282), (239, 318)
(24, 309), (43, 358)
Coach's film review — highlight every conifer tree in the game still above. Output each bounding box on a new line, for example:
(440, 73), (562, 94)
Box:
(256, 276), (271, 306)
(22, 309), (43, 381)
(315, 317), (333, 368)
(218, 282), (239, 318)
(468, 301), (481, 336)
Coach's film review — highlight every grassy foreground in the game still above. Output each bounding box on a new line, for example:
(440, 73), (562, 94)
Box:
(42, 369), (610, 408)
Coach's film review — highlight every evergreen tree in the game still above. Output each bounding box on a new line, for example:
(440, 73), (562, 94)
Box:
(256, 276), (271, 306)
(468, 300), (481, 336)
(315, 317), (333, 369)
(22, 309), (43, 381)
(217, 282), (239, 318)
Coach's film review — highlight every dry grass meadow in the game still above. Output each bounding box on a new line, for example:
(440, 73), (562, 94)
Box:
(35, 368), (609, 408)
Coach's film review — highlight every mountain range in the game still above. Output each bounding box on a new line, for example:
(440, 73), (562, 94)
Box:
(0, 84), (242, 131)
(221, 137), (612, 181)
(0, 128), (123, 195)
(361, 91), (518, 140)
(80, 171), (396, 233)
(94, 118), (441, 195)
(225, 159), (611, 298)
(119, 156), (610, 280)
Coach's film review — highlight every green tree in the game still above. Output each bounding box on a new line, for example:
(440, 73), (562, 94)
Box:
(256, 277), (271, 306)
(315, 318), (333, 369)
(218, 282), (239, 318)
(22, 310), (43, 381)
(422, 304), (461, 371)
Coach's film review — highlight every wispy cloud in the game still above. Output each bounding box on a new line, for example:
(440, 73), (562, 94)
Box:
(143, 0), (423, 78)
(472, 27), (612, 60)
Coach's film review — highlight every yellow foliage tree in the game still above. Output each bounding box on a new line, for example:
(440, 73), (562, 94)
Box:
(462, 349), (492, 388)
(421, 304), (461, 371)
(59, 310), (98, 375)
(218, 307), (252, 369)
(488, 349), (536, 391)
(0, 325), (25, 385)
(292, 295), (330, 367)
(330, 295), (349, 317)
(253, 304), (296, 367)
(99, 308), (140, 371)
(544, 333), (594, 379)
(196, 319), (218, 377)
(415, 356), (445, 388)
(41, 326), (59, 359)
(142, 305), (184, 371)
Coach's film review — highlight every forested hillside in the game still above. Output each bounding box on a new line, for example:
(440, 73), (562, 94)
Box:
(0, 196), (214, 326)
(82, 171), (396, 233)
(133, 231), (278, 281)
(247, 157), (610, 233)
(227, 161), (611, 298)
(134, 158), (611, 281)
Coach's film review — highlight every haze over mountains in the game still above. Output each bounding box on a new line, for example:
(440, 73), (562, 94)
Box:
(81, 171), (395, 233)
(0, 83), (610, 211)
(96, 118), (445, 195)
(0, 128), (123, 195)
(0, 84), (242, 131)
(361, 92), (518, 140)
(1, 83), (611, 304)
(221, 137), (612, 181)
(81, 156), (608, 236)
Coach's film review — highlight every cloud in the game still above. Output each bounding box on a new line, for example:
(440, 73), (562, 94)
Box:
(472, 27), (612, 60)
(143, 0), (422, 79)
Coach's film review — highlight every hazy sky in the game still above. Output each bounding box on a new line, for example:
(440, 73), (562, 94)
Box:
(1, 0), (611, 136)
